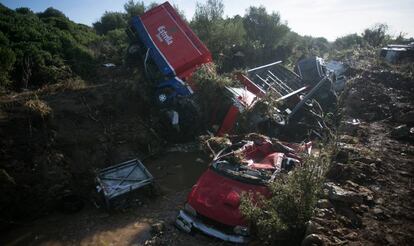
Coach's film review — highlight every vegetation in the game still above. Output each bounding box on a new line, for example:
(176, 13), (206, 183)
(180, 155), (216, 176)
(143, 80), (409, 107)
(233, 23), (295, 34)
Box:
(1, 0), (412, 93)
(0, 4), (101, 91)
(24, 96), (52, 118)
(240, 145), (334, 243)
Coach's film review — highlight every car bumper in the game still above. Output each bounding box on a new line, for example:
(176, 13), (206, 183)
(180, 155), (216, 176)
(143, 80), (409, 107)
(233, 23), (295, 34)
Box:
(175, 210), (249, 243)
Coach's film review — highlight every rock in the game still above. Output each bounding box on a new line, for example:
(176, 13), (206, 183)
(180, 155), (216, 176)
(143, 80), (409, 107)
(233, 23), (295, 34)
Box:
(375, 198), (384, 205)
(398, 110), (414, 124)
(305, 221), (318, 236)
(345, 180), (359, 188)
(326, 162), (345, 179)
(317, 199), (333, 209)
(339, 135), (359, 144)
(391, 124), (410, 139)
(360, 204), (369, 212)
(373, 207), (383, 215)
(357, 186), (374, 204)
(335, 150), (349, 163)
(344, 232), (358, 241)
(372, 207), (388, 220)
(301, 234), (325, 246)
(325, 182), (363, 204)
(385, 234), (396, 245)
(151, 221), (165, 235)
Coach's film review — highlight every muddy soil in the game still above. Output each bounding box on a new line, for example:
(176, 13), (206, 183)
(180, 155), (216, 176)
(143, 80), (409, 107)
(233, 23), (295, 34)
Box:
(0, 151), (222, 246)
(302, 60), (414, 245)
(0, 81), (161, 229)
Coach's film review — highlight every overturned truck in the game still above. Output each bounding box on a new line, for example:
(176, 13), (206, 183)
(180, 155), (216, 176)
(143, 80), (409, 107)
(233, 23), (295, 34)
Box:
(126, 1), (343, 140)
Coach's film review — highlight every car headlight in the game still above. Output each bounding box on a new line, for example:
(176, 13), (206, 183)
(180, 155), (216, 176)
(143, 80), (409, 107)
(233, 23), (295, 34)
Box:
(184, 203), (197, 217)
(233, 225), (249, 236)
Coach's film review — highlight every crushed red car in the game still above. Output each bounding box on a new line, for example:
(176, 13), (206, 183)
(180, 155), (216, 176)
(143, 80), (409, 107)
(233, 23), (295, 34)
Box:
(175, 136), (311, 243)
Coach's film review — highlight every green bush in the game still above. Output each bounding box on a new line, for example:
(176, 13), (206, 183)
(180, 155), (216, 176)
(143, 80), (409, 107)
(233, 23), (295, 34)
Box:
(93, 11), (127, 35)
(240, 146), (333, 243)
(0, 4), (100, 90)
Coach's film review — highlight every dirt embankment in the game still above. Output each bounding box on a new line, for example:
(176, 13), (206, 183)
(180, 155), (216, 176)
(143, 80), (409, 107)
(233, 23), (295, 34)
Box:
(303, 62), (414, 245)
(0, 81), (164, 230)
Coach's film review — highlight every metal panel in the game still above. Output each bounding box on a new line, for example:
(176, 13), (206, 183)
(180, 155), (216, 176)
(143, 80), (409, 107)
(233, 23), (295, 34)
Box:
(245, 61), (307, 101)
(96, 159), (153, 206)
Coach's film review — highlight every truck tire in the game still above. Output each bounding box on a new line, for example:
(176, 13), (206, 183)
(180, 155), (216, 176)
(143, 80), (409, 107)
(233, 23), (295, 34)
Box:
(127, 43), (141, 55)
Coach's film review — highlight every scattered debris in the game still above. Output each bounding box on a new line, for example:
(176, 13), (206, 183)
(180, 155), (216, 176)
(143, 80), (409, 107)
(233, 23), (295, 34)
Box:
(96, 159), (154, 208)
(102, 63), (116, 68)
(380, 42), (414, 63)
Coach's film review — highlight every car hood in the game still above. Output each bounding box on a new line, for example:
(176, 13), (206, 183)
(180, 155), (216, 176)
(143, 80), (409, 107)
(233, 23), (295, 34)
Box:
(187, 168), (269, 227)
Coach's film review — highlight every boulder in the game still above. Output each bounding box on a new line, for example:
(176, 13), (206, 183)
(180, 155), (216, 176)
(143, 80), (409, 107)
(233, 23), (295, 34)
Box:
(391, 124), (411, 139)
(325, 182), (363, 204)
(151, 221), (165, 235)
(317, 199), (333, 209)
(301, 234), (325, 246)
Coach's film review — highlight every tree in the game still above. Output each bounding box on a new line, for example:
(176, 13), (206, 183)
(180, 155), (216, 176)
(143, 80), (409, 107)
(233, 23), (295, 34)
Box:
(191, 0), (225, 40)
(0, 4), (100, 89)
(93, 11), (127, 35)
(334, 33), (365, 49)
(243, 6), (289, 49)
(362, 23), (390, 47)
(194, 0), (224, 22)
(124, 0), (145, 19)
(0, 46), (16, 88)
(240, 6), (290, 66)
(37, 7), (66, 19)
(191, 0), (246, 70)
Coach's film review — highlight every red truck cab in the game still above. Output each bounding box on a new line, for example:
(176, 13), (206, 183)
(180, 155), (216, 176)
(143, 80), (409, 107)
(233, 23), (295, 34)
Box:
(176, 137), (311, 243)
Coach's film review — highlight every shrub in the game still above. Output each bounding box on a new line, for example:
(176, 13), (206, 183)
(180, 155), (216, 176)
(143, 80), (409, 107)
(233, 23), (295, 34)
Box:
(0, 4), (100, 90)
(240, 145), (333, 243)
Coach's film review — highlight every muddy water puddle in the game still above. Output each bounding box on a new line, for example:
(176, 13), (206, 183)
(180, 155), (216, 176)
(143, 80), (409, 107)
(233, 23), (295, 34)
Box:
(146, 151), (210, 193)
(1, 151), (211, 246)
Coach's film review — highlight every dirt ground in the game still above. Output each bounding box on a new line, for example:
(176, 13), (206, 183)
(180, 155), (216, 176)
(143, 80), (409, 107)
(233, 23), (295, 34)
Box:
(302, 59), (414, 245)
(0, 79), (225, 245)
(1, 151), (226, 246)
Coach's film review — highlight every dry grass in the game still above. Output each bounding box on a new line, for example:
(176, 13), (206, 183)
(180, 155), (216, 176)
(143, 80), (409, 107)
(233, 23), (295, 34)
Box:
(40, 78), (87, 94)
(24, 96), (52, 118)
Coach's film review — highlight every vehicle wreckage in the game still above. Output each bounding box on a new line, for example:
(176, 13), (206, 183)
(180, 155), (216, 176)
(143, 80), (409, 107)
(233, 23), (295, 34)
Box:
(123, 2), (343, 243)
(126, 1), (345, 140)
(380, 42), (414, 63)
(175, 135), (312, 243)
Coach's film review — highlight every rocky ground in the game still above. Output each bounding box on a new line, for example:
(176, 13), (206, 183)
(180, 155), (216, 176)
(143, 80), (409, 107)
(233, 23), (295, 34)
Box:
(302, 60), (414, 245)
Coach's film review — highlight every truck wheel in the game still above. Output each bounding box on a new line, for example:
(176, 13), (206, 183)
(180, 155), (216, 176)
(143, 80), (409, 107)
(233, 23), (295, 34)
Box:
(125, 43), (143, 67)
(127, 43), (141, 55)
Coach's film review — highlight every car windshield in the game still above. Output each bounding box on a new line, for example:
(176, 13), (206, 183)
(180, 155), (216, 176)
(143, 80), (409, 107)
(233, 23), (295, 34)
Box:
(210, 141), (278, 185)
(209, 139), (304, 185)
(211, 159), (272, 185)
